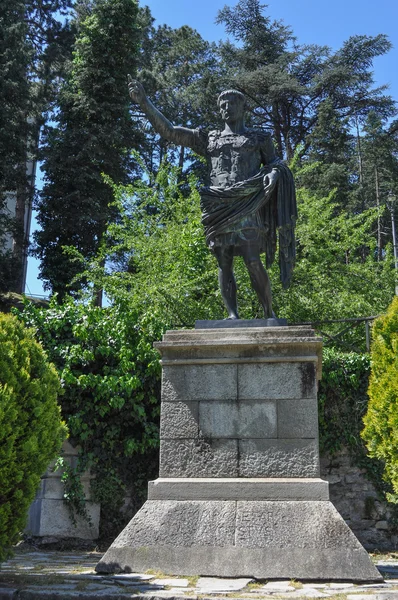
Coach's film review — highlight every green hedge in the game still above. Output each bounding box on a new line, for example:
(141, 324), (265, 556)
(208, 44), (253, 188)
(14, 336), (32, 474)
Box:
(0, 314), (67, 561)
(19, 298), (162, 538)
(319, 348), (371, 457)
(362, 296), (398, 499)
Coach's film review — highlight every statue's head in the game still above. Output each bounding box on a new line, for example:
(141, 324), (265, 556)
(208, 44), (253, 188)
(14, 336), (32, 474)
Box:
(217, 89), (246, 122)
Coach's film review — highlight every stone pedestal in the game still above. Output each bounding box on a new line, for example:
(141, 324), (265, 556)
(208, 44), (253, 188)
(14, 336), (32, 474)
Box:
(96, 326), (381, 581)
(27, 440), (100, 540)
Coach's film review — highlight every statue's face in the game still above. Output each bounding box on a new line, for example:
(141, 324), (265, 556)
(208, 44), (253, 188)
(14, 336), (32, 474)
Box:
(219, 95), (245, 123)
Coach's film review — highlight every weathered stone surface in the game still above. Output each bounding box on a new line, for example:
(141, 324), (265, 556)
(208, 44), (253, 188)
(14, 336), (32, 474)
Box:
(159, 439), (238, 477)
(238, 362), (316, 400)
(235, 501), (356, 549)
(162, 364), (237, 402)
(199, 400), (277, 439)
(33, 475), (92, 500)
(96, 499), (382, 581)
(195, 318), (287, 329)
(277, 398), (319, 438)
(155, 327), (323, 382)
(160, 402), (198, 439)
(321, 450), (396, 550)
(196, 577), (253, 592)
(239, 439), (319, 477)
(26, 499), (100, 539)
(147, 478), (330, 501)
(26, 439), (100, 540)
(111, 501), (236, 548)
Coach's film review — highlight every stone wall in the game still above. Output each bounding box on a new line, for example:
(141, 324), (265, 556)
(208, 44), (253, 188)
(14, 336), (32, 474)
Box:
(321, 448), (397, 551)
(26, 440), (100, 541)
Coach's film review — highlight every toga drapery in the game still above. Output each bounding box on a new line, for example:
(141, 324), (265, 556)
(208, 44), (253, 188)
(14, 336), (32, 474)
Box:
(200, 161), (297, 289)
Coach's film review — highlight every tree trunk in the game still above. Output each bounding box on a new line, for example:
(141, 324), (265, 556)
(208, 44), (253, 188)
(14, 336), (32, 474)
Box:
(375, 165), (382, 262)
(355, 117), (365, 212)
(272, 104), (283, 158)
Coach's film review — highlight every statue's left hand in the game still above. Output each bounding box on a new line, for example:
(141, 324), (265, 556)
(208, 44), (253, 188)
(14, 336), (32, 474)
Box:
(263, 169), (279, 189)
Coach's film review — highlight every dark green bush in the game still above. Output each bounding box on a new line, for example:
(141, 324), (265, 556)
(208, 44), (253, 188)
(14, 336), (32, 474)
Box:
(0, 314), (67, 561)
(318, 348), (371, 457)
(362, 296), (398, 498)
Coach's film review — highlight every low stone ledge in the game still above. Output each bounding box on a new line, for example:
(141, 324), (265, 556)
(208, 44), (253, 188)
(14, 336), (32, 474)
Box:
(147, 477), (330, 501)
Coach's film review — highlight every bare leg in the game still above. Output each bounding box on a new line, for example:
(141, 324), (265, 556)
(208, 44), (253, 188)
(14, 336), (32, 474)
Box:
(241, 242), (273, 318)
(214, 246), (239, 319)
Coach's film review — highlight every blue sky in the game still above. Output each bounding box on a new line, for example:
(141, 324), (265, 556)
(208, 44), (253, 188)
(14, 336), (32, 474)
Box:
(25, 0), (398, 296)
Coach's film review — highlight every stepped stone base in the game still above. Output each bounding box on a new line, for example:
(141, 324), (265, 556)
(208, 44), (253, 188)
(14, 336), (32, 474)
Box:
(97, 326), (380, 581)
(96, 487), (381, 580)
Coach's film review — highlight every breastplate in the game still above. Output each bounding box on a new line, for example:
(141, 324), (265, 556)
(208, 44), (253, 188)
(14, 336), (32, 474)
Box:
(207, 131), (263, 187)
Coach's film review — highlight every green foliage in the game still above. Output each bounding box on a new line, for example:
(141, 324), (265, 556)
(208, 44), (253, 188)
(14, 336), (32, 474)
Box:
(319, 348), (397, 515)
(275, 185), (396, 333)
(319, 349), (371, 456)
(0, 313), (66, 561)
(85, 161), (224, 327)
(34, 0), (142, 298)
(78, 160), (395, 338)
(216, 0), (395, 161)
(362, 296), (398, 498)
(0, 0), (72, 293)
(18, 297), (162, 536)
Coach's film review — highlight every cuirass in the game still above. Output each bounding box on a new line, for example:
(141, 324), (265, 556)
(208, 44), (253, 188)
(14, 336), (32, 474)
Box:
(207, 131), (264, 188)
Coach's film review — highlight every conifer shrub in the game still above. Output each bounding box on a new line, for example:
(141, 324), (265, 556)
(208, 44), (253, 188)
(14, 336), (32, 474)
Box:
(0, 314), (67, 561)
(362, 296), (398, 498)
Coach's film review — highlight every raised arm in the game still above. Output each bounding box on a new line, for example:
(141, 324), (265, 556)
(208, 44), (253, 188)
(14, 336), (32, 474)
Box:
(128, 76), (206, 155)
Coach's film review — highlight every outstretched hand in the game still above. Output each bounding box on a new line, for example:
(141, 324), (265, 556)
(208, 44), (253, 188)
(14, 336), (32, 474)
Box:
(127, 75), (146, 105)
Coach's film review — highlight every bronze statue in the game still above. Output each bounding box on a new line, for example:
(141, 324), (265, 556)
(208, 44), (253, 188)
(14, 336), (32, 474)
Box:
(128, 77), (297, 320)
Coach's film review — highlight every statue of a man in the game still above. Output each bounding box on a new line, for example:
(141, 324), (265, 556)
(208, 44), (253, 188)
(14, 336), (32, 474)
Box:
(128, 78), (297, 319)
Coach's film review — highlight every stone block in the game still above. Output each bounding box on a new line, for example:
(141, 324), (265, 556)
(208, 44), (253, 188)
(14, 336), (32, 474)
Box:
(26, 498), (99, 539)
(199, 400), (277, 439)
(112, 500), (237, 548)
(277, 398), (319, 438)
(96, 499), (382, 581)
(235, 501), (358, 549)
(147, 478), (330, 501)
(160, 402), (198, 439)
(34, 476), (92, 500)
(162, 364), (237, 402)
(239, 439), (319, 477)
(238, 362), (316, 400)
(159, 438), (238, 477)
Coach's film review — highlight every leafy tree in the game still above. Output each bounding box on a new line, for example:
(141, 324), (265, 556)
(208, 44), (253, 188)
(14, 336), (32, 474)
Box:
(216, 0), (396, 161)
(34, 0), (141, 301)
(298, 99), (355, 208)
(273, 181), (396, 348)
(354, 113), (398, 257)
(83, 161), (222, 325)
(78, 161), (396, 343)
(362, 296), (398, 499)
(133, 22), (221, 181)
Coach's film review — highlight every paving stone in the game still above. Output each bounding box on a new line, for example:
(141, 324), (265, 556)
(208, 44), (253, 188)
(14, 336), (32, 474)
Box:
(327, 582), (356, 589)
(196, 576), (253, 592)
(153, 578), (189, 587)
(106, 573), (155, 581)
(289, 589), (331, 598)
(261, 581), (296, 592)
(301, 584), (330, 589)
(346, 596), (398, 600)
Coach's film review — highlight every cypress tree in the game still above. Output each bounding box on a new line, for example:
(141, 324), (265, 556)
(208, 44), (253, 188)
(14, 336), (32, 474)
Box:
(34, 0), (141, 300)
